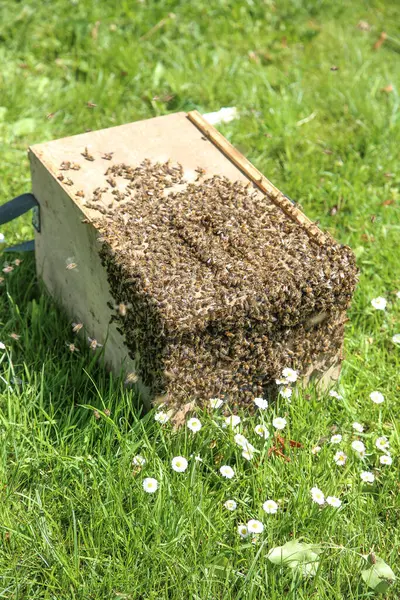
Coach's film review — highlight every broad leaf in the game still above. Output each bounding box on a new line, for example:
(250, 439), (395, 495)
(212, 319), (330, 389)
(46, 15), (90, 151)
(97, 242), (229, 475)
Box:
(267, 540), (320, 577)
(361, 555), (396, 594)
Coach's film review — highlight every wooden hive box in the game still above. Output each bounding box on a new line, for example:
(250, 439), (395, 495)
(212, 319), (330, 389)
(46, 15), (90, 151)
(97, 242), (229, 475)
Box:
(28, 111), (357, 410)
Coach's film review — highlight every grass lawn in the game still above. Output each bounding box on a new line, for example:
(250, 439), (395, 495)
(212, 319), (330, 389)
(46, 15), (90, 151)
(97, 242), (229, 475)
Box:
(0, 0), (400, 598)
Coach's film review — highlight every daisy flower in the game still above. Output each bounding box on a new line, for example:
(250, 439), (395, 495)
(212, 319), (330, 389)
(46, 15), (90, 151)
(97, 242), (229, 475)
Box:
(187, 417), (202, 433)
(247, 519), (264, 534)
(330, 434), (342, 444)
(143, 477), (158, 493)
(352, 422), (364, 433)
(0, 342), (5, 350)
(224, 415), (241, 429)
(263, 499), (278, 514)
(242, 449), (255, 461)
(220, 465), (235, 479)
(334, 451), (347, 466)
(329, 390), (343, 400)
(171, 456), (188, 472)
(326, 496), (342, 508)
(282, 367), (298, 383)
(254, 424), (269, 439)
(132, 455), (146, 467)
(371, 297), (387, 310)
(370, 391), (384, 404)
(154, 411), (170, 424)
(380, 454), (392, 466)
(272, 417), (287, 430)
(224, 499), (237, 511)
(279, 387), (292, 399)
(237, 524), (249, 538)
(254, 397), (268, 410)
(210, 398), (224, 409)
(311, 487), (325, 505)
(311, 446), (322, 455)
(360, 471), (375, 484)
(234, 433), (248, 448)
(392, 333), (400, 345)
(375, 436), (389, 451)
(351, 440), (366, 456)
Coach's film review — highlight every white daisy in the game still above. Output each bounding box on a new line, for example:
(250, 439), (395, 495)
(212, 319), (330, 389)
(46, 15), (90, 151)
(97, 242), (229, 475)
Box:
(237, 524), (249, 538)
(132, 455), (146, 467)
(282, 367), (298, 383)
(334, 451), (347, 466)
(234, 433), (248, 448)
(247, 519), (264, 534)
(254, 397), (268, 410)
(187, 417), (202, 433)
(224, 499), (237, 511)
(370, 391), (384, 404)
(272, 417), (287, 430)
(351, 440), (366, 456)
(0, 234), (5, 243)
(171, 456), (188, 472)
(329, 390), (343, 400)
(263, 499), (278, 514)
(224, 415), (241, 429)
(326, 496), (342, 508)
(371, 297), (387, 310)
(210, 398), (224, 409)
(242, 449), (255, 461)
(254, 424), (269, 439)
(0, 342), (5, 350)
(143, 477), (158, 493)
(275, 378), (286, 385)
(380, 454), (392, 466)
(279, 387), (292, 399)
(330, 434), (342, 444)
(352, 422), (364, 433)
(220, 465), (235, 479)
(392, 333), (400, 345)
(375, 436), (389, 451)
(360, 471), (375, 484)
(311, 487), (325, 505)
(154, 411), (170, 424)
(311, 446), (322, 455)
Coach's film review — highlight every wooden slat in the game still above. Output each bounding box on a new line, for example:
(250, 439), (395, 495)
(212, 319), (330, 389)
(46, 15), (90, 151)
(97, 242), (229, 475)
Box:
(187, 109), (327, 245)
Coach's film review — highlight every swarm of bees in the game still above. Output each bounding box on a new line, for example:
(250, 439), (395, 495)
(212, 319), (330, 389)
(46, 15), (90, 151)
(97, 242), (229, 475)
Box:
(75, 158), (359, 407)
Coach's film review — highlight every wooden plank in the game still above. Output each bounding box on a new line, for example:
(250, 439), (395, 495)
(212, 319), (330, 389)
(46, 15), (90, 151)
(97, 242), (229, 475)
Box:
(187, 109), (327, 245)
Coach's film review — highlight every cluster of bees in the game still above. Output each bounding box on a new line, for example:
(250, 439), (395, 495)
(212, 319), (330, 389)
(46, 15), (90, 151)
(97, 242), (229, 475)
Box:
(58, 154), (358, 406)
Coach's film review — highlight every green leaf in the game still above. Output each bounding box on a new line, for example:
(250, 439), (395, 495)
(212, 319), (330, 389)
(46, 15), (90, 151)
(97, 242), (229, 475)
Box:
(267, 540), (320, 577)
(361, 555), (396, 594)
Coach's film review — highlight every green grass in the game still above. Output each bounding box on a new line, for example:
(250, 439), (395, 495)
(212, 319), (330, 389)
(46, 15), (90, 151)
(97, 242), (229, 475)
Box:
(0, 0), (400, 597)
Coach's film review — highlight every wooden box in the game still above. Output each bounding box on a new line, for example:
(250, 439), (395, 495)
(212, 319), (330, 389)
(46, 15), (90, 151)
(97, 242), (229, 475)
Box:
(28, 111), (357, 409)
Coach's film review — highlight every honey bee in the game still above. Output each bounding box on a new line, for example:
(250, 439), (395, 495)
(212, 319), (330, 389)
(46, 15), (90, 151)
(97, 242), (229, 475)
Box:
(57, 174), (64, 181)
(65, 178), (74, 186)
(125, 372), (138, 385)
(65, 342), (79, 352)
(65, 257), (78, 270)
(72, 322), (83, 333)
(75, 190), (85, 198)
(71, 163), (81, 171)
(115, 302), (132, 317)
(60, 161), (71, 170)
(88, 337), (103, 351)
(101, 152), (114, 160)
(81, 147), (95, 161)
(106, 177), (116, 188)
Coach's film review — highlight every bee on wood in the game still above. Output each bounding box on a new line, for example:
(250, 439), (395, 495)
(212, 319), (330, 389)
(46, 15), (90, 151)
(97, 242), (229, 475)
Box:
(60, 161), (71, 170)
(65, 178), (74, 186)
(106, 177), (116, 188)
(88, 337), (103, 351)
(75, 190), (85, 198)
(71, 163), (81, 171)
(81, 147), (95, 161)
(65, 257), (78, 270)
(57, 174), (64, 181)
(72, 322), (83, 334)
(102, 152), (114, 160)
